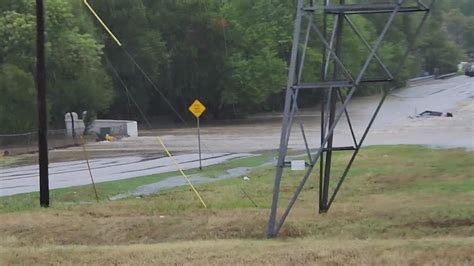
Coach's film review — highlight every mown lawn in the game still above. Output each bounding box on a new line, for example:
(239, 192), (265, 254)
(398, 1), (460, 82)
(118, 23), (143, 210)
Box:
(0, 145), (473, 264)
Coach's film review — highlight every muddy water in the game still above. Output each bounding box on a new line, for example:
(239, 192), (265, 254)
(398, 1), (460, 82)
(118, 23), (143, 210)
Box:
(2, 76), (472, 197)
(89, 76), (472, 153)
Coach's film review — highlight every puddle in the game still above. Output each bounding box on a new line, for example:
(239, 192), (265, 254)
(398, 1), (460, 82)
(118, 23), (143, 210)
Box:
(110, 166), (255, 200)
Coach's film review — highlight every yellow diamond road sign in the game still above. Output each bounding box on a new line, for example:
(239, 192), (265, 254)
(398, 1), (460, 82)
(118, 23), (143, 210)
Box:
(188, 99), (206, 118)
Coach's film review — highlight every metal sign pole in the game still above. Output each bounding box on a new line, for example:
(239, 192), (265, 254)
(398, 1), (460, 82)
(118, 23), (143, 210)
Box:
(197, 117), (202, 170)
(188, 99), (206, 170)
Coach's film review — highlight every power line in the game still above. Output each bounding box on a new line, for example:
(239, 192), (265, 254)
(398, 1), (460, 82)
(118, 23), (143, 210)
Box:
(121, 48), (188, 125)
(105, 56), (153, 128)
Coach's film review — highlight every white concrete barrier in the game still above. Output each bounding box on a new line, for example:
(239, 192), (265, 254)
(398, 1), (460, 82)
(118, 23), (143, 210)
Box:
(65, 112), (138, 137)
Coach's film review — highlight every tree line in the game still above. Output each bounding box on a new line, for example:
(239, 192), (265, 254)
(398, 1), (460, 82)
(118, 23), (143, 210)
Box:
(0, 0), (472, 134)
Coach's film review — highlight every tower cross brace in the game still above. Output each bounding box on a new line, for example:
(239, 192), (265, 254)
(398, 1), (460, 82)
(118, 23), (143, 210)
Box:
(267, 0), (433, 238)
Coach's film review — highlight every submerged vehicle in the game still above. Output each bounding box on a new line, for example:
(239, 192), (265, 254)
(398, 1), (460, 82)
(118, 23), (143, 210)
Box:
(415, 110), (453, 118)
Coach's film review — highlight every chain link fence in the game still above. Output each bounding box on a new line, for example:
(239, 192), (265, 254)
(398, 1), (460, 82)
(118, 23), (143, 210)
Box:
(0, 125), (128, 156)
(0, 130), (76, 156)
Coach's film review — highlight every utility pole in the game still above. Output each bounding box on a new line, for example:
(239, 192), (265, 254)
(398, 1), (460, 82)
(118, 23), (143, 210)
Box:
(36, 0), (49, 207)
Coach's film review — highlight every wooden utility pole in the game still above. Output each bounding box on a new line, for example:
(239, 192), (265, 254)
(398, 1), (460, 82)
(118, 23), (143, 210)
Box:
(36, 0), (49, 207)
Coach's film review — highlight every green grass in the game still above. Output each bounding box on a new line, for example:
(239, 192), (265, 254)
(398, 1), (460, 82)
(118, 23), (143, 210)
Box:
(3, 145), (471, 216)
(0, 153), (30, 166)
(1, 145), (473, 231)
(1, 145), (473, 264)
(0, 153), (274, 212)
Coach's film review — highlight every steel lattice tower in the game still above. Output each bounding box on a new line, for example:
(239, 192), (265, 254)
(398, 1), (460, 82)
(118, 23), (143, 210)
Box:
(267, 0), (434, 238)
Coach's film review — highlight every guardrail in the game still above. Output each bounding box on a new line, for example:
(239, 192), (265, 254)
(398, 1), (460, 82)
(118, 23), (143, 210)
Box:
(407, 75), (435, 86)
(407, 72), (458, 86)
(437, 72), (458, 79)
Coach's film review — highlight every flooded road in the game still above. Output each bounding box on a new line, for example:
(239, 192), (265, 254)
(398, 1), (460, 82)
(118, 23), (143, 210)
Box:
(74, 76), (472, 153)
(1, 76), (472, 196)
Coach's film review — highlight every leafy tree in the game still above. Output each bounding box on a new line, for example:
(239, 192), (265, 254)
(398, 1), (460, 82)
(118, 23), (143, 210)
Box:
(217, 0), (292, 115)
(0, 0), (113, 132)
(1, 0), (471, 133)
(87, 0), (169, 119)
(417, 27), (463, 74)
(0, 65), (36, 134)
(444, 9), (474, 52)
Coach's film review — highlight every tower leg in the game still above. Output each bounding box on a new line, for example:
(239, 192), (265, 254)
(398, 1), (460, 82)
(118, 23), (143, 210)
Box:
(321, 5), (344, 212)
(267, 0), (305, 238)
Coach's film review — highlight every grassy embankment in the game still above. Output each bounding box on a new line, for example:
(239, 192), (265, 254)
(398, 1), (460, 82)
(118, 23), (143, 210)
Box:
(1, 145), (473, 264)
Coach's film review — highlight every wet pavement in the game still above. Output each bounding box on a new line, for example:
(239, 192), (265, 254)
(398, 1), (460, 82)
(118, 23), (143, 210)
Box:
(1, 76), (473, 197)
(0, 153), (252, 196)
(110, 167), (253, 200)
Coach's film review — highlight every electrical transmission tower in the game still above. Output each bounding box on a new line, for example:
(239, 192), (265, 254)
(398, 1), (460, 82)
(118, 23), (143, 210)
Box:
(267, 0), (433, 238)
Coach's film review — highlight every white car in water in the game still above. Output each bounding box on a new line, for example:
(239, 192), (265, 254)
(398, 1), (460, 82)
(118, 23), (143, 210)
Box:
(410, 110), (453, 119)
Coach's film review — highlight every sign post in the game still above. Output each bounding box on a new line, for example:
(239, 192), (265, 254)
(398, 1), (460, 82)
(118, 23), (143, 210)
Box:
(197, 116), (202, 170)
(188, 100), (206, 170)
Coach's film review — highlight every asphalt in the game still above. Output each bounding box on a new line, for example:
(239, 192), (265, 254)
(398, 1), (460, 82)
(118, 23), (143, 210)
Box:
(1, 76), (473, 197)
(0, 153), (251, 196)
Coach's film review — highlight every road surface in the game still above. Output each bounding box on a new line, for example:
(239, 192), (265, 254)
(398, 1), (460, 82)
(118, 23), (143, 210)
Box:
(0, 153), (251, 196)
(1, 76), (473, 196)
